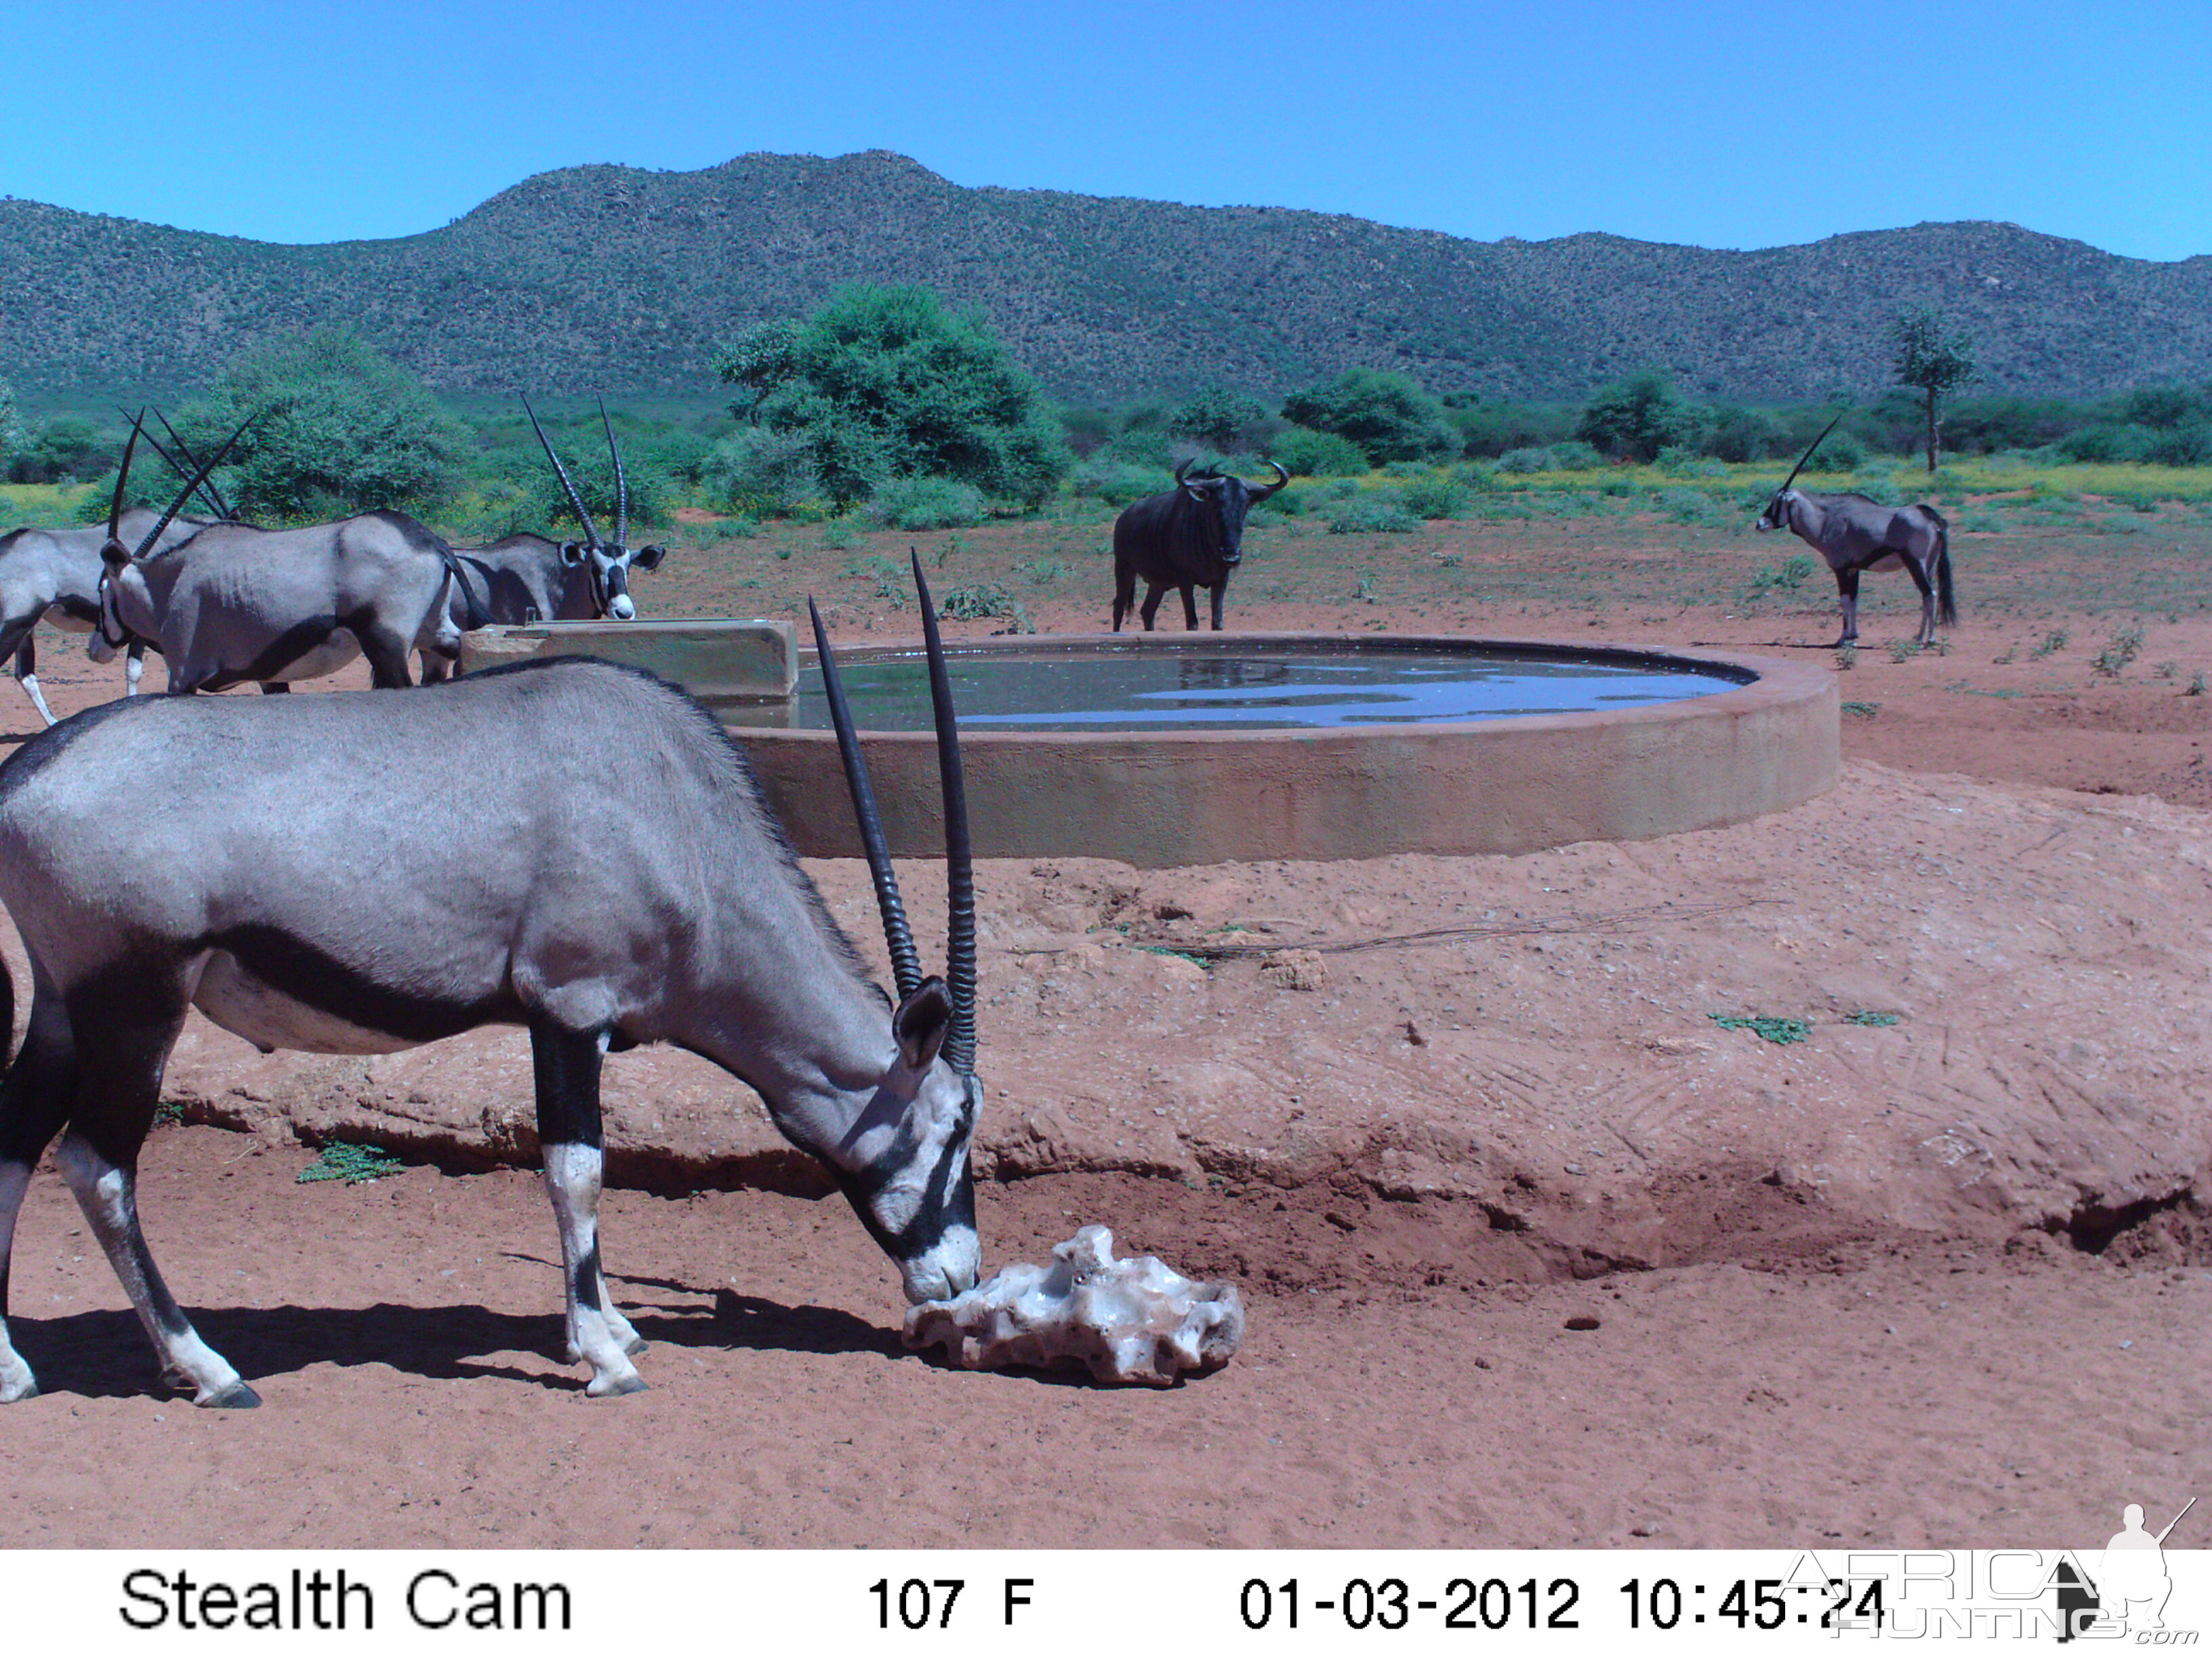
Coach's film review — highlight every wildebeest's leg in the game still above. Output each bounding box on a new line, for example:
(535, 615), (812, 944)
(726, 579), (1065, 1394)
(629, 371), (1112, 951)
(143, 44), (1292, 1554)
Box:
(0, 985), (77, 1403)
(1209, 583), (1228, 631)
(1139, 583), (1168, 631)
(1900, 552), (1938, 645)
(1179, 586), (1201, 630)
(56, 975), (257, 1407)
(125, 642), (145, 697)
(531, 1017), (647, 1396)
(258, 682), (290, 694)
(12, 632), (57, 728)
(1835, 567), (1862, 647)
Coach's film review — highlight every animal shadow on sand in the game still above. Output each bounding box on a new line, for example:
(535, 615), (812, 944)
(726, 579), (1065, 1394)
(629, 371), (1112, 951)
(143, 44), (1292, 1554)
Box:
(18, 1278), (903, 1401)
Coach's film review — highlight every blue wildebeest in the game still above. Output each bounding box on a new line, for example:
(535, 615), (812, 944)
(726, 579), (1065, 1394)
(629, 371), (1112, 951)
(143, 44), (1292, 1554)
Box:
(0, 550), (983, 1406)
(1755, 417), (1955, 647)
(1111, 459), (1288, 632)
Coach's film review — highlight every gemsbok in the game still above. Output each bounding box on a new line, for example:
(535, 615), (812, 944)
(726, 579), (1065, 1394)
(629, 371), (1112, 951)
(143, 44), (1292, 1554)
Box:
(1754, 415), (1955, 648)
(0, 550), (982, 1405)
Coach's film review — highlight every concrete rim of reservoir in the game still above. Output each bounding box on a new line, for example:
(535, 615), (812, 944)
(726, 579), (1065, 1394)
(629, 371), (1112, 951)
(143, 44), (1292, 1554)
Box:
(732, 632), (1839, 867)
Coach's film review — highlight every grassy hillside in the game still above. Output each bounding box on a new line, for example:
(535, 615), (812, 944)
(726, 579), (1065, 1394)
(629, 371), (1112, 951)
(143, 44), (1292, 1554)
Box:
(3, 150), (2206, 404)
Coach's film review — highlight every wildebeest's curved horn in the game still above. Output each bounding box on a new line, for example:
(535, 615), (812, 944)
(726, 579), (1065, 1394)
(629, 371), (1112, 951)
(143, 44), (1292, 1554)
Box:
(909, 547), (976, 1076)
(1174, 458), (1194, 486)
(1780, 412), (1846, 494)
(1248, 459), (1290, 499)
(808, 595), (924, 1002)
(130, 413), (253, 561)
(522, 394), (602, 548)
(597, 395), (628, 550)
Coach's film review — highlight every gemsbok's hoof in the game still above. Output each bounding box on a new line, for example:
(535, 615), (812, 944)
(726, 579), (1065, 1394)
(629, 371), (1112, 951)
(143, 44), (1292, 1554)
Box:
(586, 1370), (649, 1398)
(0, 1378), (39, 1404)
(199, 1379), (262, 1409)
(621, 1333), (649, 1357)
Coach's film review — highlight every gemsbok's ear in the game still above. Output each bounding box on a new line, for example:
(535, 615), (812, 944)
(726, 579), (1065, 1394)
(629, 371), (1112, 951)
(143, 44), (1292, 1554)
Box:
(560, 540), (589, 567)
(892, 977), (954, 1073)
(631, 544), (668, 571)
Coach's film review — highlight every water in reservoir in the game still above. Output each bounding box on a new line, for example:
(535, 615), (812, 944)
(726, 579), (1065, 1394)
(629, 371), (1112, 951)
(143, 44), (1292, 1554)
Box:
(735, 645), (1747, 733)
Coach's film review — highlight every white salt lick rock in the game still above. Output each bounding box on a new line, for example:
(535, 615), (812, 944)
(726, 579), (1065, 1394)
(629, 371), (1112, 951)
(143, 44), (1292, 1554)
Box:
(903, 1225), (1245, 1386)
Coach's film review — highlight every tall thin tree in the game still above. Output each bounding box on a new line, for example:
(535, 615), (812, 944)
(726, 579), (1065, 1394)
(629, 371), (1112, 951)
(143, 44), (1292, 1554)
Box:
(1891, 307), (1978, 473)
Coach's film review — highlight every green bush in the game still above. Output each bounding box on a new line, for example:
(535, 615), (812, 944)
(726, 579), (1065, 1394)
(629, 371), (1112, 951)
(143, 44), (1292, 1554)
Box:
(869, 476), (988, 531)
(7, 415), (110, 485)
(1168, 386), (1271, 449)
(1327, 491), (1420, 534)
(1578, 369), (1701, 462)
(1270, 424), (1370, 477)
(705, 426), (821, 516)
(1073, 457), (1166, 506)
(1281, 369), (1458, 463)
(171, 325), (469, 521)
(2147, 423), (2212, 466)
(1398, 476), (1471, 519)
(1702, 405), (1788, 463)
(716, 284), (1071, 508)
(523, 436), (676, 532)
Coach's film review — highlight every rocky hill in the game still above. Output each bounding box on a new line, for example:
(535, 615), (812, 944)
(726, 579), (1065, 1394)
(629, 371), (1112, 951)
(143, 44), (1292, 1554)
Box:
(3, 150), (2204, 403)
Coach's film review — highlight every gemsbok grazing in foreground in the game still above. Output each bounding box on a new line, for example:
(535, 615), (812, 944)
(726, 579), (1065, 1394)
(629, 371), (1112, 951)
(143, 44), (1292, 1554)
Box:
(1754, 415), (1955, 648)
(419, 398), (668, 683)
(97, 419), (478, 691)
(1112, 458), (1289, 632)
(0, 550), (982, 1406)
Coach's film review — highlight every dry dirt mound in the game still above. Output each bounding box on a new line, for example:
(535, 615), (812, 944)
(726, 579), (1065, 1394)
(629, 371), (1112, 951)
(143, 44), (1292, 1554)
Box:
(75, 759), (2205, 1280)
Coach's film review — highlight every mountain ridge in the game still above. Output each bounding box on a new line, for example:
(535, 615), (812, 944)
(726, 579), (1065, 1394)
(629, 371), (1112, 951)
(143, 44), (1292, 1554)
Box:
(3, 149), (2203, 404)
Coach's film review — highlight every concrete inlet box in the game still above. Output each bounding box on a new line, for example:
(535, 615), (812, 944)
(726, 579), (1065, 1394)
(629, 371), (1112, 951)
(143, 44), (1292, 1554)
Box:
(457, 619), (798, 715)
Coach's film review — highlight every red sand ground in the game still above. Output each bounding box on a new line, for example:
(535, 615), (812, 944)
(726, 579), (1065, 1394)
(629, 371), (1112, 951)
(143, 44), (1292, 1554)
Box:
(4, 515), (2209, 1550)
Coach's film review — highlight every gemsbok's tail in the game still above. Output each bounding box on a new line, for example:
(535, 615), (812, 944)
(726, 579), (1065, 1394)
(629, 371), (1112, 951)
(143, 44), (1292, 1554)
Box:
(1931, 512), (1957, 628)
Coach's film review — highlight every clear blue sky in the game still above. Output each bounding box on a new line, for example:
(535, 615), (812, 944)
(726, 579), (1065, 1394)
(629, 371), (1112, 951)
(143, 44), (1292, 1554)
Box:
(3, 0), (2204, 260)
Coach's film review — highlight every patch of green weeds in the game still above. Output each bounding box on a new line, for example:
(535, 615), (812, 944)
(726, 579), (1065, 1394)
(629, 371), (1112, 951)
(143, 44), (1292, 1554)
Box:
(1710, 1014), (1812, 1045)
(1888, 638), (1923, 664)
(298, 1142), (403, 1185)
(1843, 1010), (1901, 1027)
(2155, 661), (2179, 680)
(2029, 628), (2069, 659)
(153, 1101), (186, 1126)
(819, 518), (862, 550)
(2092, 623), (2145, 676)
(2190, 672), (2207, 697)
(1835, 644), (1857, 672)
(1133, 945), (1210, 970)
(1841, 701), (1880, 718)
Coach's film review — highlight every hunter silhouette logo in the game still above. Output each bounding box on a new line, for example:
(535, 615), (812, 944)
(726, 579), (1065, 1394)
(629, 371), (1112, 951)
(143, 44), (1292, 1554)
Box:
(2059, 1497), (2195, 1641)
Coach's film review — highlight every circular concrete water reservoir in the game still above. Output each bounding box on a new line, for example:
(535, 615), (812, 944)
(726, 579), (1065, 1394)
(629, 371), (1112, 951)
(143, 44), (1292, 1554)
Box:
(723, 633), (1837, 867)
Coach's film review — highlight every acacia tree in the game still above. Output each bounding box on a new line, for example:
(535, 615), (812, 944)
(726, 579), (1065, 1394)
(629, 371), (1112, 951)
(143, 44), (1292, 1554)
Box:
(714, 285), (1070, 506)
(1891, 307), (1978, 472)
(176, 326), (468, 519)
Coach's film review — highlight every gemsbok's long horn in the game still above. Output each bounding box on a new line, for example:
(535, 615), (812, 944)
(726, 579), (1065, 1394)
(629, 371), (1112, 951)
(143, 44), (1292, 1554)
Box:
(909, 547), (976, 1076)
(522, 394), (602, 548)
(597, 396), (628, 550)
(115, 407), (227, 522)
(106, 411), (146, 548)
(111, 412), (254, 562)
(1781, 411), (1847, 494)
(150, 407), (239, 521)
(809, 595), (924, 1000)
